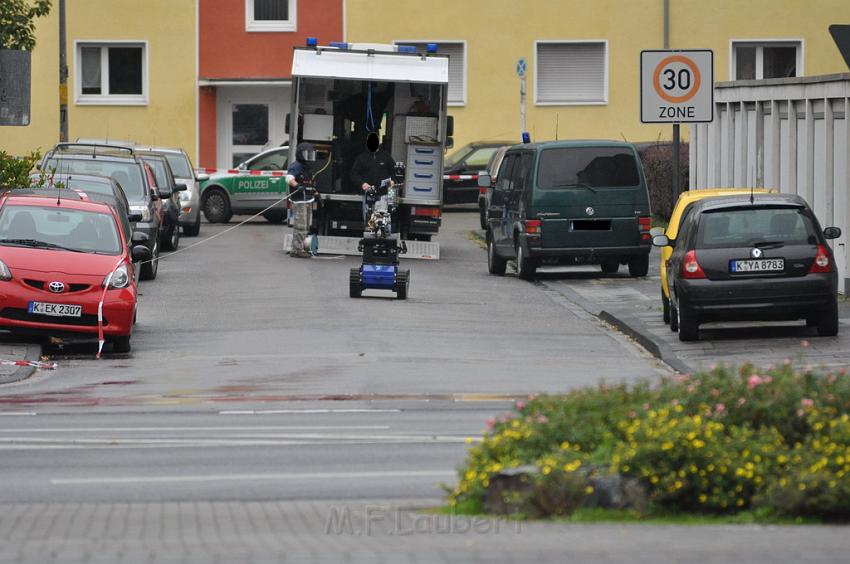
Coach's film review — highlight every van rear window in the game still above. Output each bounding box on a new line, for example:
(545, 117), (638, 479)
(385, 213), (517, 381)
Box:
(537, 147), (640, 189)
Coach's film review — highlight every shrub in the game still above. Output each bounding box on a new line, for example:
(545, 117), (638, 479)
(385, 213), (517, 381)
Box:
(639, 142), (689, 221)
(450, 360), (850, 520)
(0, 150), (41, 189)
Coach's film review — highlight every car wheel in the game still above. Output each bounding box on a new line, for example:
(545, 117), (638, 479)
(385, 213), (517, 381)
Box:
(111, 335), (131, 354)
(487, 232), (507, 276)
(662, 291), (671, 324)
(395, 269), (410, 300)
(183, 216), (201, 237)
(161, 222), (180, 252)
(629, 255), (650, 277)
(202, 189), (232, 223)
(263, 210), (286, 224)
(479, 204), (488, 230)
(817, 301), (839, 337)
(601, 259), (619, 274)
(677, 298), (699, 341)
(516, 241), (537, 281)
(669, 300), (679, 332)
(139, 239), (159, 281)
(349, 268), (362, 298)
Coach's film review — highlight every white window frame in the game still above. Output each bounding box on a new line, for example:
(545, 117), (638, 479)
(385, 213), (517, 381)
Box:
(729, 39), (804, 80)
(534, 40), (608, 106)
(74, 40), (149, 106)
(246, 0), (296, 32)
(393, 40), (467, 106)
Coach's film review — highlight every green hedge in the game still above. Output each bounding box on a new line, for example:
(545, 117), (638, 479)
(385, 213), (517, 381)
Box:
(450, 359), (850, 520)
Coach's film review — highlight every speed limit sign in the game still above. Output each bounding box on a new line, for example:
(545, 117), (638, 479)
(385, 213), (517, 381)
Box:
(641, 50), (713, 123)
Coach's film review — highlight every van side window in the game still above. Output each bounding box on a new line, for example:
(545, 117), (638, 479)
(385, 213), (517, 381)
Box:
(495, 154), (516, 193)
(509, 153), (532, 206)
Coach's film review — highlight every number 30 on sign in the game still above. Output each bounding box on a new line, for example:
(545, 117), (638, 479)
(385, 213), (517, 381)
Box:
(640, 50), (713, 124)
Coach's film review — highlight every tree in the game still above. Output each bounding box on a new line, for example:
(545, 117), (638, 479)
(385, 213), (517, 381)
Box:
(0, 0), (52, 51)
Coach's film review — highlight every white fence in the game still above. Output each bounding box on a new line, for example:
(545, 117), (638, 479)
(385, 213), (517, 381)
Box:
(689, 73), (850, 293)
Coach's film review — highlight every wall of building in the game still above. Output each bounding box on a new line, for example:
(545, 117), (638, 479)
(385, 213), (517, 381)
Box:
(346, 0), (850, 150)
(1, 0), (198, 162)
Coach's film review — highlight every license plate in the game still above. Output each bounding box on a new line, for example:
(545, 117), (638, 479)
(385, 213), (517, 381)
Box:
(28, 302), (82, 317)
(730, 258), (785, 273)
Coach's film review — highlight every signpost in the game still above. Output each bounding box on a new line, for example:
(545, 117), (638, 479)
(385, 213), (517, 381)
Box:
(516, 57), (527, 140)
(641, 50), (714, 198)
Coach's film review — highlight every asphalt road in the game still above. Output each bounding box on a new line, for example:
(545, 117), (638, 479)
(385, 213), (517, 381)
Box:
(1, 212), (847, 563)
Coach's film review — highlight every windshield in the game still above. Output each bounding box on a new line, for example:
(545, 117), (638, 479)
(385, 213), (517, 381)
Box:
(696, 206), (818, 249)
(164, 153), (193, 178)
(444, 144), (474, 169)
(0, 204), (122, 255)
(537, 147), (640, 189)
(44, 158), (146, 200)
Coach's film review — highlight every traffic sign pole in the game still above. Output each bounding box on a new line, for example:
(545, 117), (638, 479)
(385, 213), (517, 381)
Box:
(673, 123), (680, 197)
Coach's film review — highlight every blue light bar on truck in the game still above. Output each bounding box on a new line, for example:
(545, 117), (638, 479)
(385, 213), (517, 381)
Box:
(426, 43), (438, 54)
(397, 45), (418, 54)
(306, 37), (318, 47)
(330, 42), (349, 49)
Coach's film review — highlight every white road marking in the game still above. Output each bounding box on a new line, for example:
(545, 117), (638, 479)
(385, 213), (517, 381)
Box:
(219, 409), (402, 414)
(0, 426), (389, 433)
(0, 412), (37, 416)
(51, 469), (456, 485)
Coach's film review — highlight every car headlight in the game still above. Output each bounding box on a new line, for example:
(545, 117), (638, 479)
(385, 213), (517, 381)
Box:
(103, 264), (130, 289)
(130, 205), (152, 222)
(0, 259), (12, 281)
(178, 191), (191, 203)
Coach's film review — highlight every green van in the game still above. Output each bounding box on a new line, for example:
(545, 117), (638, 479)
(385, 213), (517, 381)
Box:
(481, 140), (652, 280)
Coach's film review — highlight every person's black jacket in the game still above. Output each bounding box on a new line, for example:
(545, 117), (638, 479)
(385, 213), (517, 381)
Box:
(350, 149), (395, 192)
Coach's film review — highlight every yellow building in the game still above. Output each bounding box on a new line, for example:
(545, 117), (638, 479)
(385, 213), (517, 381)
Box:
(346, 0), (850, 148)
(1, 0), (197, 162)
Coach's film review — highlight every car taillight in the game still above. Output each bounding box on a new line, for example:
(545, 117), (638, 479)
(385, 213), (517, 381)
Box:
(638, 216), (652, 241)
(411, 207), (441, 218)
(524, 219), (541, 235)
(810, 245), (832, 273)
(681, 250), (706, 279)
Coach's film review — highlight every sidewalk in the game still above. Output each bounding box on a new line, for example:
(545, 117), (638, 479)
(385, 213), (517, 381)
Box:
(0, 341), (44, 385)
(539, 251), (850, 374)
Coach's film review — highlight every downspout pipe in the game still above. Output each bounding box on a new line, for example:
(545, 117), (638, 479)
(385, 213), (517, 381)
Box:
(663, 0), (669, 49)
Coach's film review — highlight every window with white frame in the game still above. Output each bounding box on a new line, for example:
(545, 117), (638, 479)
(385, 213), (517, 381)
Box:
(535, 41), (607, 105)
(732, 41), (802, 80)
(246, 0), (296, 32)
(76, 42), (147, 105)
(394, 41), (466, 105)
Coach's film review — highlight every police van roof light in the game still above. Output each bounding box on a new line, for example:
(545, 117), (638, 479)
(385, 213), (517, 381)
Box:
(330, 42), (348, 49)
(426, 43), (438, 54)
(522, 132), (531, 144)
(306, 37), (318, 47)
(397, 45), (418, 54)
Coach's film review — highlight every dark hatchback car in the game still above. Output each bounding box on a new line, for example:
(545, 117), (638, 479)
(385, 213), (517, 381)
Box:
(655, 193), (841, 341)
(137, 151), (187, 252)
(41, 143), (164, 281)
(443, 141), (512, 205)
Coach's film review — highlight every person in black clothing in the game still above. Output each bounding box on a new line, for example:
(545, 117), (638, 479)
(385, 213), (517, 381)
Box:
(350, 132), (396, 223)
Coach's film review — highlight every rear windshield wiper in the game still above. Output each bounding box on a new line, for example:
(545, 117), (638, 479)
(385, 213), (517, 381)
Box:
(552, 182), (597, 193)
(750, 241), (785, 249)
(0, 238), (85, 253)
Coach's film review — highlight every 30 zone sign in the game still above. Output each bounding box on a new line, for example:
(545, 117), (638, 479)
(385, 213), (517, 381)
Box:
(641, 50), (713, 123)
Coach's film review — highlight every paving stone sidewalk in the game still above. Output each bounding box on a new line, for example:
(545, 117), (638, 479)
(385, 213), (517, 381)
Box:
(540, 252), (850, 373)
(0, 342), (40, 384)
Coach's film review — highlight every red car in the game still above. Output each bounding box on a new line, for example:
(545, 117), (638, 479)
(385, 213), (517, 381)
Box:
(0, 189), (151, 352)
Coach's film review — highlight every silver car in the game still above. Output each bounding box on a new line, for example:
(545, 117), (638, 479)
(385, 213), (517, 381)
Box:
(134, 146), (203, 236)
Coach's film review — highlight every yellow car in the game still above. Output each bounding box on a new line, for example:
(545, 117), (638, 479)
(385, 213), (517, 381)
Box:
(658, 188), (777, 324)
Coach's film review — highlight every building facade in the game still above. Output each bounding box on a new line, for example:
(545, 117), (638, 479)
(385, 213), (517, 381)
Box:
(346, 0), (850, 149)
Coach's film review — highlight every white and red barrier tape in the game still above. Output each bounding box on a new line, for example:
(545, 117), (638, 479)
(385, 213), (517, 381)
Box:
(196, 168), (286, 177)
(443, 174), (478, 181)
(0, 359), (57, 370)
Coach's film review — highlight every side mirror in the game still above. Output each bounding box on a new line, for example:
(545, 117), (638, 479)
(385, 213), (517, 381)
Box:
(158, 187), (172, 198)
(127, 213), (143, 223)
(446, 115), (454, 137)
(824, 226), (842, 240)
(652, 234), (671, 247)
(285, 113), (291, 135)
(195, 173), (209, 182)
(150, 189), (160, 201)
(445, 136), (454, 150)
(174, 183), (188, 193)
(477, 173), (491, 188)
(649, 226), (665, 237)
(131, 231), (149, 245)
(237, 162), (247, 171)
(131, 244), (152, 263)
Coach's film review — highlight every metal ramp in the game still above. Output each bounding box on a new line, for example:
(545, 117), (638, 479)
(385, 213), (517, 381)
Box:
(283, 234), (440, 260)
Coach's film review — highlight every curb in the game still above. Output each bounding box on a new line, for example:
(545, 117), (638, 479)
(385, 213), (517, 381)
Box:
(0, 342), (43, 385)
(540, 281), (693, 374)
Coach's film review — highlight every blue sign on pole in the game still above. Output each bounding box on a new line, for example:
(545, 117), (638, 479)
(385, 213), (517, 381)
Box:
(516, 57), (527, 78)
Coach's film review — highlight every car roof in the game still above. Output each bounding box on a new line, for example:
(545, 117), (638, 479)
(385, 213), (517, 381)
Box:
(46, 144), (139, 163)
(31, 172), (117, 185)
(507, 139), (636, 151)
(692, 192), (808, 213)
(2, 189), (117, 213)
(134, 145), (186, 155)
